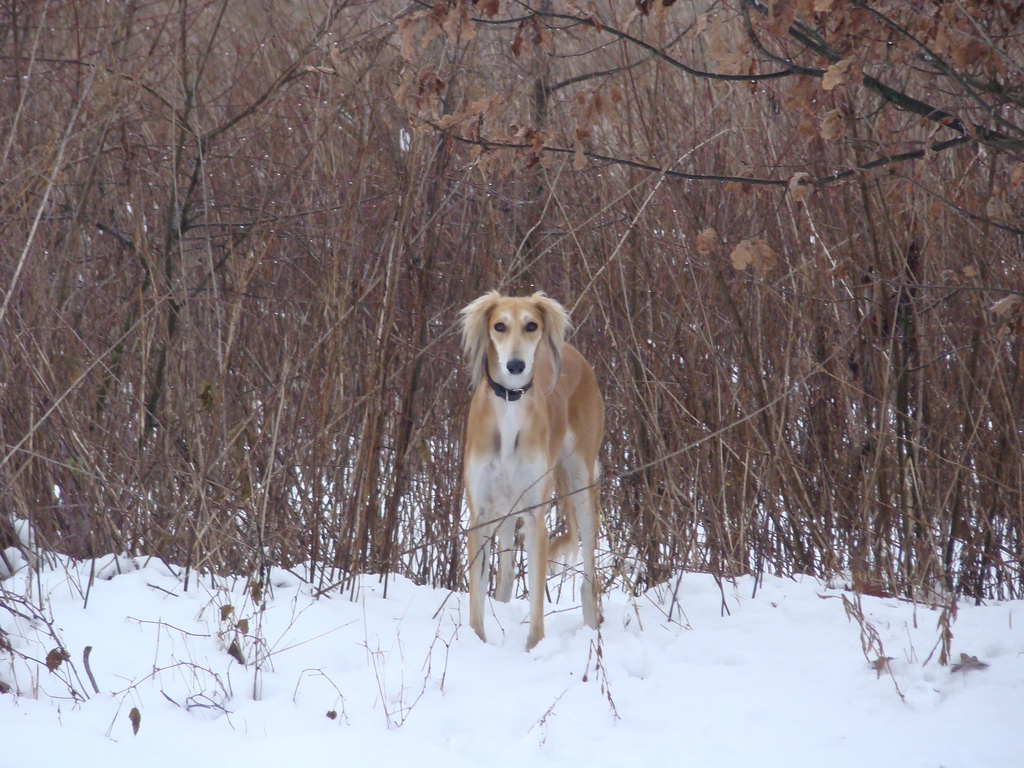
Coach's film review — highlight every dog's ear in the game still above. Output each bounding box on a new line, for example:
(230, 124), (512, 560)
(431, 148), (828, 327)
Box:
(459, 291), (501, 388)
(531, 292), (570, 381)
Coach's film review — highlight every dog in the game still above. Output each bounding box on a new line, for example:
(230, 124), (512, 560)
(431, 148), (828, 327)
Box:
(459, 291), (604, 650)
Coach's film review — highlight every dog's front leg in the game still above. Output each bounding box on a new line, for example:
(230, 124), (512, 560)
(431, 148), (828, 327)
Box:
(578, 484), (602, 630)
(523, 510), (548, 651)
(493, 516), (516, 603)
(467, 516), (491, 643)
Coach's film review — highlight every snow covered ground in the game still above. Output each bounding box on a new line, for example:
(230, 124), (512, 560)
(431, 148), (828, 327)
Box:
(1, 553), (1022, 768)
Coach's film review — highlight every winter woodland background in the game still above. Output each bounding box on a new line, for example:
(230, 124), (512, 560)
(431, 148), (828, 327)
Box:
(2, 0), (1023, 663)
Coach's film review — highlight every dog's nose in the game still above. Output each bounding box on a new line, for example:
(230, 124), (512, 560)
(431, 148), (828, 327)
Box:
(507, 359), (526, 375)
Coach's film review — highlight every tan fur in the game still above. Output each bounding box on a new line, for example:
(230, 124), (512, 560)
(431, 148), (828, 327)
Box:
(459, 291), (604, 650)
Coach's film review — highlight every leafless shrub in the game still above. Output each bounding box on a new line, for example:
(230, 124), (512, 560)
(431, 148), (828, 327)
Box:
(1, 1), (1021, 620)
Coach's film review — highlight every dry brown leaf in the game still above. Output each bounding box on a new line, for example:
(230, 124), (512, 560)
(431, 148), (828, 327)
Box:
(331, 47), (348, 74)
(1011, 163), (1024, 187)
(329, 47), (344, 73)
(45, 647), (69, 672)
(789, 172), (813, 202)
(730, 237), (777, 274)
(476, 148), (507, 176)
(419, 17), (443, 51)
(397, 15), (422, 62)
(783, 77), (817, 113)
(573, 141), (588, 170)
(822, 58), (855, 91)
(466, 96), (493, 116)
(814, 0), (835, 10)
(227, 638), (246, 665)
(477, 0), (500, 18)
(829, 259), (850, 280)
(442, 1), (475, 44)
(129, 706), (141, 736)
(871, 656), (894, 678)
(950, 653), (990, 674)
(530, 130), (545, 155)
(695, 227), (718, 255)
(765, 0), (795, 37)
(511, 25), (523, 57)
(986, 197), (1012, 221)
(797, 119), (817, 139)
(820, 108), (844, 141)
(705, 16), (744, 71)
(989, 294), (1022, 317)
(929, 24), (951, 56)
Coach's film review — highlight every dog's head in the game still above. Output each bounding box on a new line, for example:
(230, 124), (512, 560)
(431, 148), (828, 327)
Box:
(459, 291), (569, 390)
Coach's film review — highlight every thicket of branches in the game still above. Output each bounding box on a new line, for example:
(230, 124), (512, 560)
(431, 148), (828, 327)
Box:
(2, 0), (1022, 603)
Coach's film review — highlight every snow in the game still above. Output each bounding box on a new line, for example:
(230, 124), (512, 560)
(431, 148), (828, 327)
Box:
(2, 554), (1023, 768)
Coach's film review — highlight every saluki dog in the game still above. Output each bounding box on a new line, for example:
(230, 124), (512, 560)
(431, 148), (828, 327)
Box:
(459, 291), (604, 650)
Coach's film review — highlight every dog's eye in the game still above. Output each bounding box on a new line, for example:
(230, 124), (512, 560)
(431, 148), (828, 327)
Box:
(493, 322), (506, 333)
(525, 321), (538, 332)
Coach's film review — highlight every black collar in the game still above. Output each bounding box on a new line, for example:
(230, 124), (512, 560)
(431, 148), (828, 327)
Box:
(484, 359), (533, 402)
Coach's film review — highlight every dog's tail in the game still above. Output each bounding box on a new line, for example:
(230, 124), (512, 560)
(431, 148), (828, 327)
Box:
(548, 466), (580, 573)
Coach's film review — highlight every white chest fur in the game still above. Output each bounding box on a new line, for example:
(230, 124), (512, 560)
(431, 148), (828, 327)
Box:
(466, 401), (548, 524)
